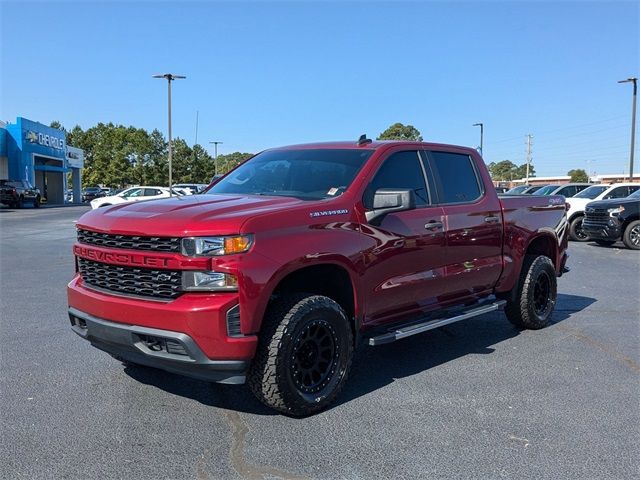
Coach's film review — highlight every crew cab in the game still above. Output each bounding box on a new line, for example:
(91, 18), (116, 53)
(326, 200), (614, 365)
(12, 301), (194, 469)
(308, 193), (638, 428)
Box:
(0, 179), (41, 208)
(68, 139), (569, 416)
(566, 183), (640, 241)
(582, 189), (640, 249)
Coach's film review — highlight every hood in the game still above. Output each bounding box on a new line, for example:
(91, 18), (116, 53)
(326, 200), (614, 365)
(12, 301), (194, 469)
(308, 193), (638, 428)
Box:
(585, 197), (640, 210)
(77, 194), (309, 236)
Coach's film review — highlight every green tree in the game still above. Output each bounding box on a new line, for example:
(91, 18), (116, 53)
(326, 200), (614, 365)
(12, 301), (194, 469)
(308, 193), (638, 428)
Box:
(513, 163), (535, 180)
(568, 168), (589, 183)
(215, 152), (253, 175)
(488, 160), (518, 181)
(377, 123), (423, 141)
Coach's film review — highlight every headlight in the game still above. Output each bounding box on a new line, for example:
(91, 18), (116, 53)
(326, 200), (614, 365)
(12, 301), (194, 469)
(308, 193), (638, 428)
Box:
(181, 235), (253, 256)
(607, 206), (625, 216)
(182, 271), (238, 291)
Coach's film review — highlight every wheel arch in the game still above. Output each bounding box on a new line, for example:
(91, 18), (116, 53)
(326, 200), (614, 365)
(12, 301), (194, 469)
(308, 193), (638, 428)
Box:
(255, 260), (361, 338)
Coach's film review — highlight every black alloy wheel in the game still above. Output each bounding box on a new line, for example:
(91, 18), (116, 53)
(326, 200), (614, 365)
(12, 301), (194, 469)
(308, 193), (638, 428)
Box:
(291, 319), (339, 394)
(623, 220), (640, 250)
(532, 271), (552, 317)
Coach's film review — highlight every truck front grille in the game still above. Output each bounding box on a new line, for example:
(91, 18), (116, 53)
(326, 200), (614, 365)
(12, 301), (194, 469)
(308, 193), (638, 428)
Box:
(78, 258), (182, 300)
(77, 228), (180, 253)
(584, 209), (609, 227)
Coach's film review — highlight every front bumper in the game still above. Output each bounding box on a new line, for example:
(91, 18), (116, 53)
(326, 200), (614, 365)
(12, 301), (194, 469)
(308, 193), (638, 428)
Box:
(69, 307), (248, 384)
(68, 276), (258, 379)
(583, 218), (622, 241)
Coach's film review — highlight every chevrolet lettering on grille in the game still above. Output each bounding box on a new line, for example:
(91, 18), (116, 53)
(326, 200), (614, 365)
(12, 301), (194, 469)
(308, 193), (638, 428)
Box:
(73, 245), (170, 268)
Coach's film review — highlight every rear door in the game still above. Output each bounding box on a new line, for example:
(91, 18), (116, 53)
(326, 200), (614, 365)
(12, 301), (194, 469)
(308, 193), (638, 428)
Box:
(360, 149), (447, 325)
(423, 150), (503, 303)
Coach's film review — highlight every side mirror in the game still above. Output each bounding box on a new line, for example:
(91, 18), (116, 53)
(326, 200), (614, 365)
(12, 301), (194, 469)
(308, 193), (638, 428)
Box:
(365, 189), (416, 223)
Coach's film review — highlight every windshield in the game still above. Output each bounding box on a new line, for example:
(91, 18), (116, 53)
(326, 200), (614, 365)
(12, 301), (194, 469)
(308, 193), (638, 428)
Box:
(535, 185), (558, 195)
(574, 185), (607, 199)
(628, 189), (640, 199)
(205, 149), (373, 200)
(505, 185), (529, 195)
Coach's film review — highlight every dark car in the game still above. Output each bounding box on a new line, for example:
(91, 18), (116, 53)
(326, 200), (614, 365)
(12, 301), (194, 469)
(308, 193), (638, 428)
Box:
(582, 189), (640, 249)
(0, 180), (41, 208)
(82, 187), (106, 203)
(495, 186), (509, 194)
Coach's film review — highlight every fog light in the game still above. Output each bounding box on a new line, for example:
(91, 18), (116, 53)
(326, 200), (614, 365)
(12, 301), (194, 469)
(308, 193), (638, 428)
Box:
(182, 271), (238, 291)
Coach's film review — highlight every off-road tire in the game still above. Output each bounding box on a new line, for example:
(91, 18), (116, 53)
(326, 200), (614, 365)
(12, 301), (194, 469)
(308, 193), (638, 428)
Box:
(505, 255), (557, 330)
(622, 220), (640, 250)
(594, 239), (615, 247)
(569, 215), (589, 241)
(248, 294), (353, 417)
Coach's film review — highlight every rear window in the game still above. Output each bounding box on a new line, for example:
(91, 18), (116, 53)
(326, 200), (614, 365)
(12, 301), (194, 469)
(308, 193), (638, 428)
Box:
(428, 151), (482, 203)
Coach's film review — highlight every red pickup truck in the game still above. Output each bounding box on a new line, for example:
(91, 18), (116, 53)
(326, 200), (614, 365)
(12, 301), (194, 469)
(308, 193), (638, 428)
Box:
(68, 139), (569, 416)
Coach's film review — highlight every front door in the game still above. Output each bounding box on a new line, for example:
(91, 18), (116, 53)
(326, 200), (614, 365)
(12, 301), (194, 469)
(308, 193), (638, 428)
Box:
(359, 149), (447, 326)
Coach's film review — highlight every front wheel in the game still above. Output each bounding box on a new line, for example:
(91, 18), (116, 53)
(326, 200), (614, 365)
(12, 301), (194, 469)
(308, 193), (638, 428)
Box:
(569, 216), (589, 242)
(622, 220), (640, 250)
(504, 255), (557, 330)
(33, 196), (41, 208)
(248, 294), (353, 416)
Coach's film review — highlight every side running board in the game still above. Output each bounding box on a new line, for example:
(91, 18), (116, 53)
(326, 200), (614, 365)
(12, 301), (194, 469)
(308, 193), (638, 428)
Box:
(367, 300), (506, 346)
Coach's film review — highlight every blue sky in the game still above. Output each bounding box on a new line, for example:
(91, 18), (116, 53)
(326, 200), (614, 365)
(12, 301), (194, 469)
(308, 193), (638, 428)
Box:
(1, 1), (638, 176)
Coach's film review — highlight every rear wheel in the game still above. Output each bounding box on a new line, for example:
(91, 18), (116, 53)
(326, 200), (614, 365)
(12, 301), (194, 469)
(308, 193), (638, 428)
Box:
(622, 220), (640, 250)
(569, 216), (589, 241)
(504, 255), (557, 330)
(248, 294), (353, 416)
(594, 239), (615, 246)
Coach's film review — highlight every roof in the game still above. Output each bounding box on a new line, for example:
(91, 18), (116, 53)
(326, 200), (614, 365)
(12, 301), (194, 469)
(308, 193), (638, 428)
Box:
(270, 140), (477, 154)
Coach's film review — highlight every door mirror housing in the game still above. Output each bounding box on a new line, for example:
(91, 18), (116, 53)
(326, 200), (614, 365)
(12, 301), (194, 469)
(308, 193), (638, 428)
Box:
(365, 189), (416, 223)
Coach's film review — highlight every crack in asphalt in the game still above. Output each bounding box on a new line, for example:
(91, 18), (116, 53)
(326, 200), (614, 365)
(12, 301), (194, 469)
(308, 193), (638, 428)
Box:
(555, 324), (640, 372)
(223, 411), (310, 480)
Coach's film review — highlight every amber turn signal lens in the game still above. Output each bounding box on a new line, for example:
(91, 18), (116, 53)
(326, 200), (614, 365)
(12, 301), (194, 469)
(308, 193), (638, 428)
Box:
(224, 235), (252, 254)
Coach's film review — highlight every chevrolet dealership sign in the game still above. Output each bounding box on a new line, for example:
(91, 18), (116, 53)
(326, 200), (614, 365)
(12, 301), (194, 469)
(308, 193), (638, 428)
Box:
(25, 130), (65, 151)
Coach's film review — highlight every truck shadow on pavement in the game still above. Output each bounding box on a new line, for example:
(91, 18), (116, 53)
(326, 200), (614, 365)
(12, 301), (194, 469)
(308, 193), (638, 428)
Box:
(123, 293), (595, 416)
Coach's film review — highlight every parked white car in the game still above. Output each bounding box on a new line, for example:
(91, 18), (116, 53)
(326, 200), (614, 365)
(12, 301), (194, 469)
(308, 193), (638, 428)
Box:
(566, 183), (640, 241)
(90, 186), (176, 209)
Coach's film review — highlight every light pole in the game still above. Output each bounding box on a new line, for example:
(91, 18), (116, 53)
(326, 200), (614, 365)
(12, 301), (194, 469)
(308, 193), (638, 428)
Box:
(473, 123), (484, 157)
(153, 73), (186, 196)
(210, 141), (223, 175)
(618, 77), (637, 182)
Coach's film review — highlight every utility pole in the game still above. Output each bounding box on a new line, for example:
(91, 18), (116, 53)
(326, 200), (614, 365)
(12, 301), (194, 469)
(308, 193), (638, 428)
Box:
(153, 73), (186, 196)
(210, 141), (223, 175)
(525, 134), (533, 184)
(618, 77), (637, 181)
(473, 123), (484, 157)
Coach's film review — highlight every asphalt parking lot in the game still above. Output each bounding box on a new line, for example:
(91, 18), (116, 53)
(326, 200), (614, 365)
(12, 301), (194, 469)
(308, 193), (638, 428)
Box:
(1, 206), (638, 480)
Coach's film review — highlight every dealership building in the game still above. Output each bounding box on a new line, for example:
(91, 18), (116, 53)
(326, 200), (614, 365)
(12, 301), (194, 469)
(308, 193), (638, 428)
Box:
(0, 117), (84, 204)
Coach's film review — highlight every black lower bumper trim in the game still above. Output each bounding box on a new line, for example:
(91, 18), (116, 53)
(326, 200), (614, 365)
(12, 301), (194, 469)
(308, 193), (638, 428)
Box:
(68, 307), (248, 384)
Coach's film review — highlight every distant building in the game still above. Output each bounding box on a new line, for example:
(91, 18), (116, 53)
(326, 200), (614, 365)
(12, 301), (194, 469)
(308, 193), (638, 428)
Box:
(0, 117), (84, 204)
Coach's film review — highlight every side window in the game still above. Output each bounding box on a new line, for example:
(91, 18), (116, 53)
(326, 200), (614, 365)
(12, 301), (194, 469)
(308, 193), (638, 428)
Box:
(628, 185), (640, 195)
(144, 188), (161, 196)
(605, 187), (628, 199)
(364, 151), (429, 208)
(574, 185), (589, 195)
(428, 151), (482, 204)
(559, 186), (576, 197)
